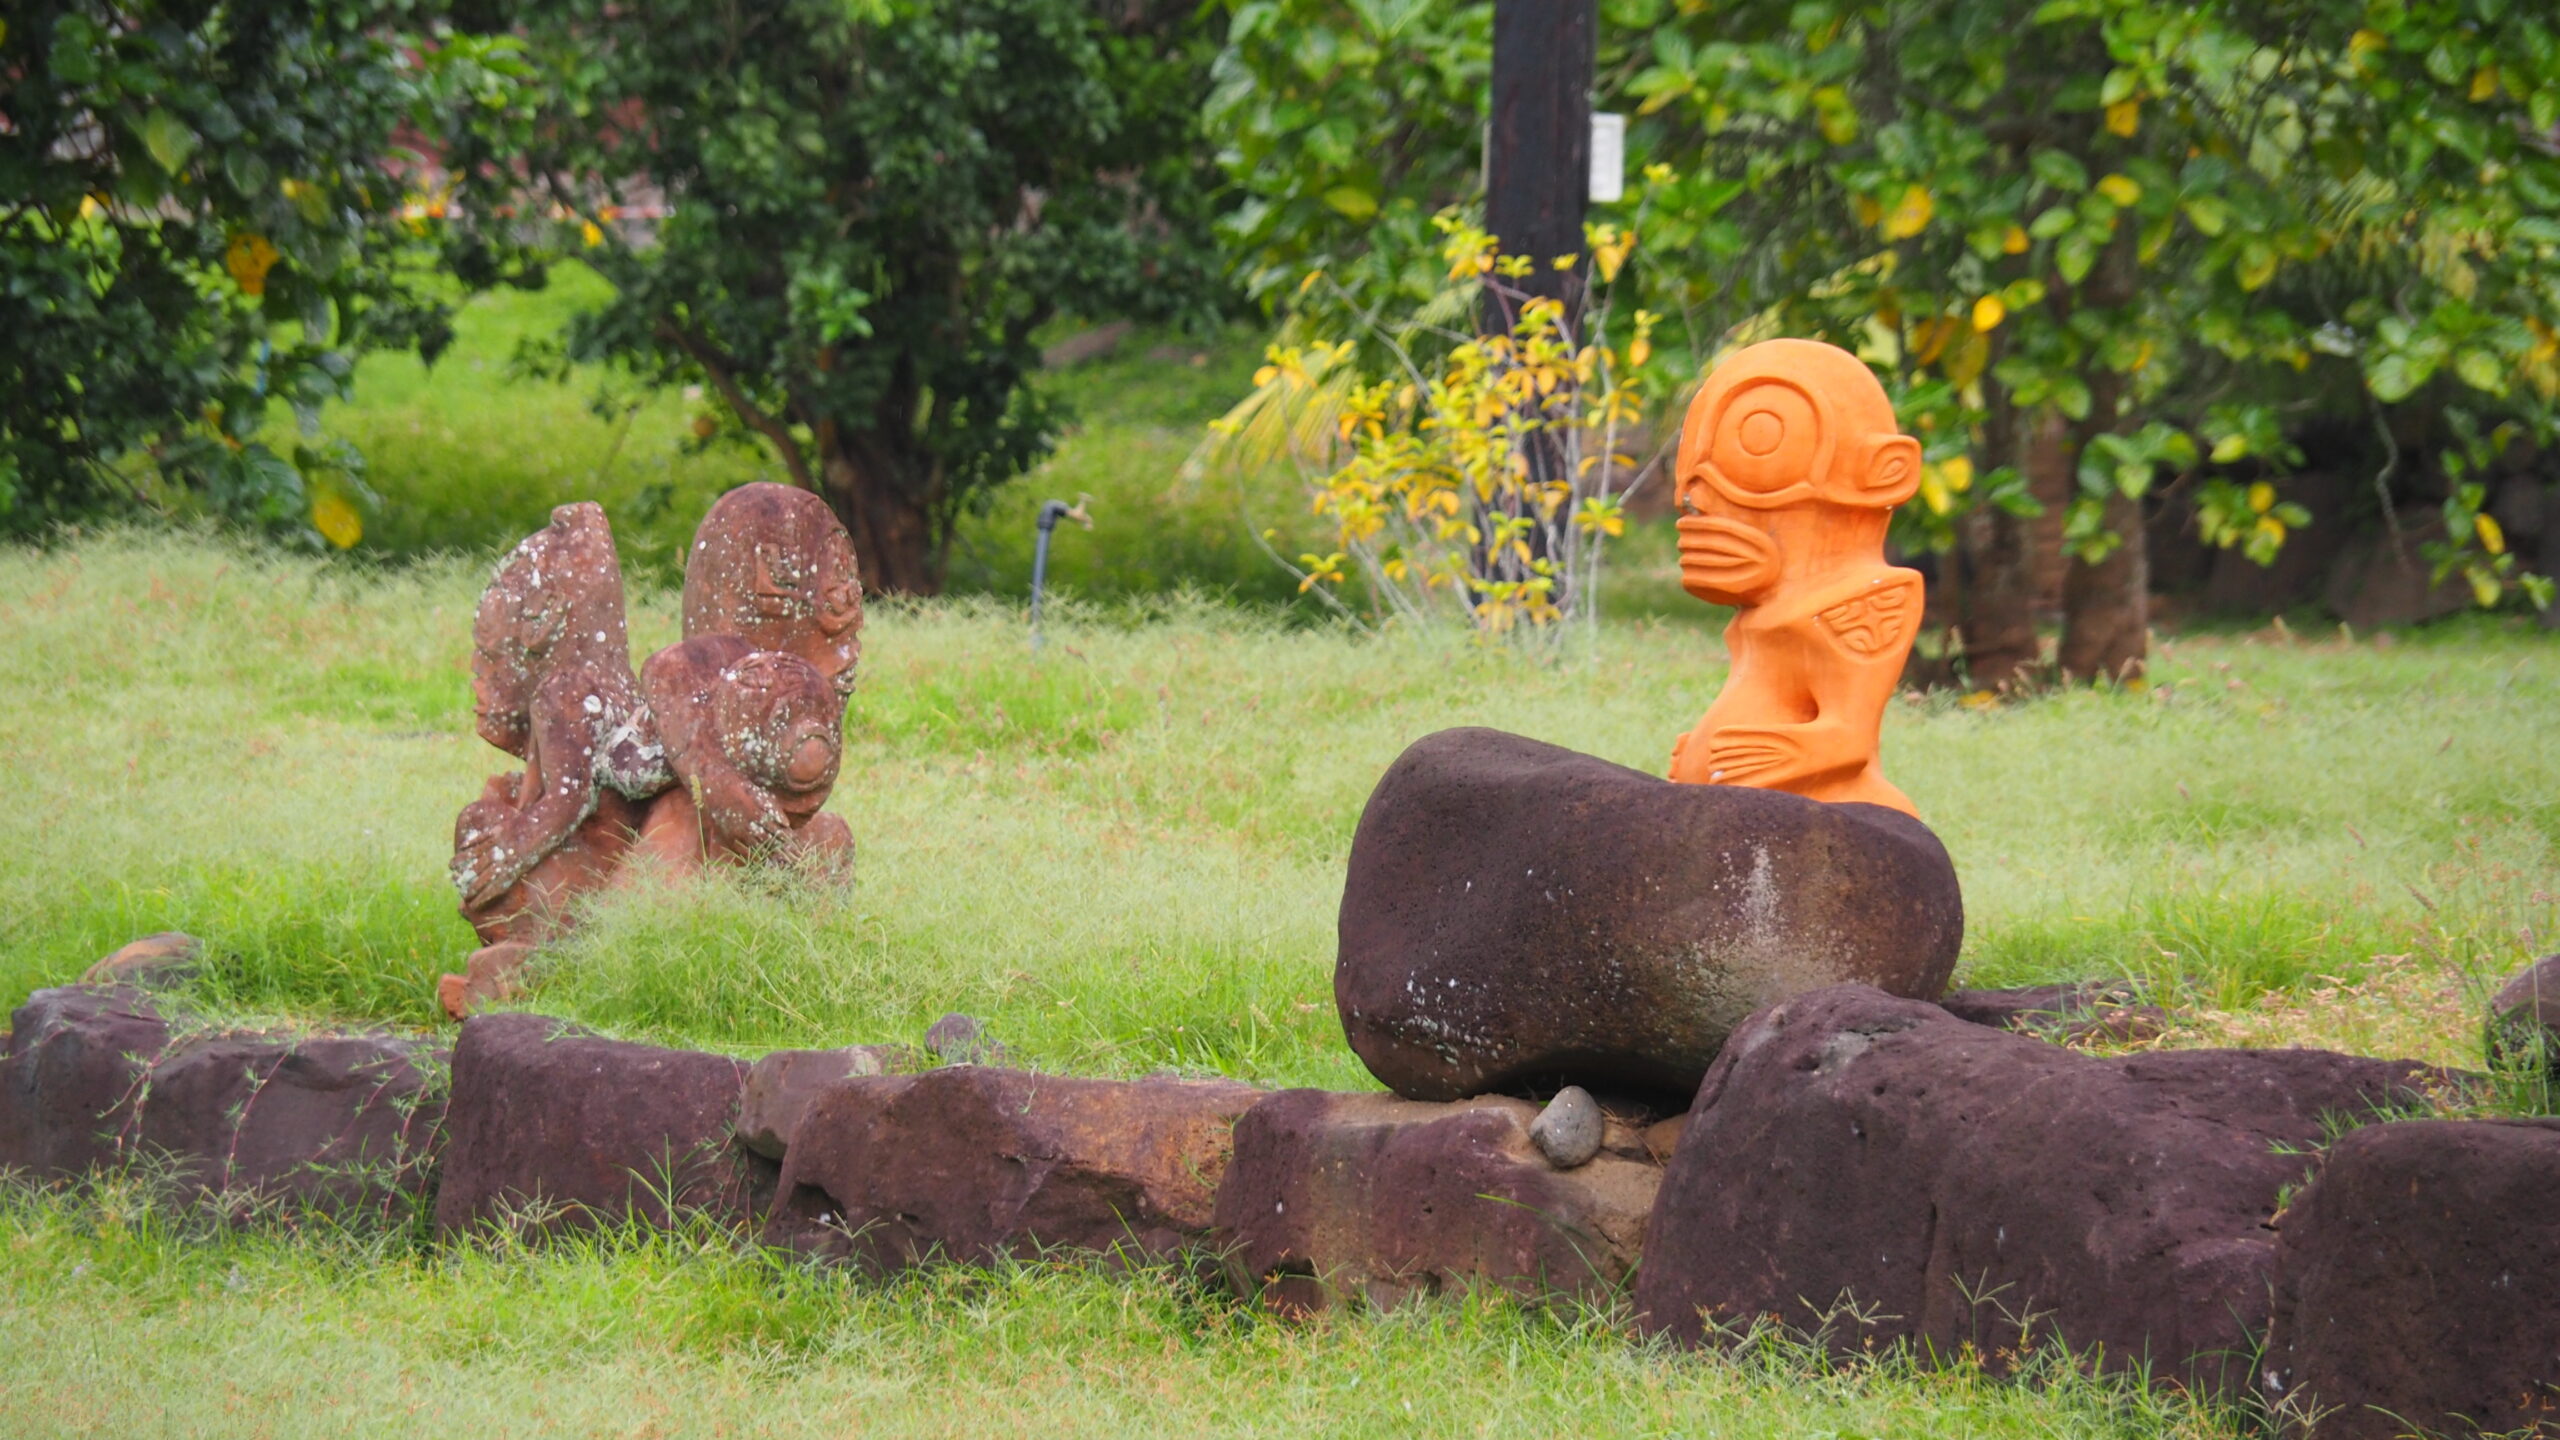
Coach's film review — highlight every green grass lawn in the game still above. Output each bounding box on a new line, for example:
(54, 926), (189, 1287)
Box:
(3, 272), (2555, 1435)
(0, 528), (2552, 1435)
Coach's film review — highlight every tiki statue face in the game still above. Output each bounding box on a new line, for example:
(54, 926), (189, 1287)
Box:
(681, 483), (864, 701)
(1673, 340), (1922, 606)
(710, 651), (843, 821)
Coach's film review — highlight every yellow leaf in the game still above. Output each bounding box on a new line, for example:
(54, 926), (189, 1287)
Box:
(1942, 326), (1989, 389)
(2246, 481), (2275, 514)
(2348, 29), (2386, 67)
(2105, 99), (2140, 137)
(2002, 224), (2029, 254)
(310, 490), (363, 550)
(2470, 66), (2499, 102)
(1971, 295), (2006, 332)
(2095, 174), (2142, 207)
(581, 220), (604, 248)
(79, 194), (103, 220)
(2477, 513), (2507, 555)
(2468, 567), (2500, 607)
(224, 232), (279, 296)
(1879, 185), (1934, 241)
(1627, 336), (1651, 369)
(1940, 455), (1974, 491)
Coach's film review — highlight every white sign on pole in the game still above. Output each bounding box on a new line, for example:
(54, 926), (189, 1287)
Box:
(1589, 112), (1626, 204)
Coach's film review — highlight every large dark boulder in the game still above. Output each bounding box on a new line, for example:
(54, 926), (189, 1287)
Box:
(1337, 729), (1963, 1102)
(434, 1013), (754, 1234)
(1634, 985), (2444, 1392)
(2262, 1119), (2560, 1436)
(767, 1066), (1263, 1269)
(1212, 1089), (1661, 1313)
(0, 984), (444, 1216)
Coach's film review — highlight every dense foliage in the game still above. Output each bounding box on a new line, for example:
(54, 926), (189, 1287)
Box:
(0, 2), (502, 542)
(1211, 0), (2560, 676)
(447, 0), (1230, 593)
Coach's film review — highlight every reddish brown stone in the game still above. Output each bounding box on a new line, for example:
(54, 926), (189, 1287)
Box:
(735, 1044), (911, 1160)
(767, 1067), (1262, 1268)
(636, 636), (850, 871)
(2261, 1119), (2560, 1436)
(1212, 1089), (1662, 1313)
(2489, 952), (2560, 1072)
(80, 932), (201, 987)
(434, 1013), (757, 1234)
(0, 985), (171, 1179)
(679, 482), (863, 701)
(449, 502), (668, 948)
(1336, 728), (1962, 1103)
(1634, 985), (2449, 1392)
(0, 985), (444, 1218)
(1938, 981), (2169, 1045)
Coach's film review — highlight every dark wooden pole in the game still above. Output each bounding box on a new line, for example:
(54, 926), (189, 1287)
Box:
(1483, 0), (1598, 336)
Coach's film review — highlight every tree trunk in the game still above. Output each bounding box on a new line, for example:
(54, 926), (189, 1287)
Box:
(1483, 0), (1596, 332)
(2056, 239), (2148, 682)
(2057, 363), (2146, 682)
(2058, 487), (2148, 680)
(818, 437), (940, 597)
(1951, 382), (2040, 689)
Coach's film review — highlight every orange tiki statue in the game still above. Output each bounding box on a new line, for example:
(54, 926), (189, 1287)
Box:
(1667, 339), (1923, 816)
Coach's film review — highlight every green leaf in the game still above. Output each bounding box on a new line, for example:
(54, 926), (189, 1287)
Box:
(2056, 231), (2097, 284)
(2366, 351), (2433, 403)
(1321, 185), (1377, 220)
(2099, 67), (2138, 106)
(2051, 374), (2093, 420)
(138, 109), (200, 177)
(2181, 195), (2230, 236)
(2029, 205), (2077, 240)
(2234, 240), (2278, 291)
(2032, 150), (2089, 192)
(2454, 347), (2506, 393)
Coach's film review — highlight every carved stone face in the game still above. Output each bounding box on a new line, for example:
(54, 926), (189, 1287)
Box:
(682, 483), (863, 701)
(711, 651), (842, 820)
(1672, 340), (1921, 605)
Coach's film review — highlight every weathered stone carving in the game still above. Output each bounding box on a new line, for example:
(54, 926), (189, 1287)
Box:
(1667, 339), (1924, 815)
(680, 482), (863, 701)
(440, 487), (863, 1018)
(451, 502), (667, 947)
(636, 636), (851, 873)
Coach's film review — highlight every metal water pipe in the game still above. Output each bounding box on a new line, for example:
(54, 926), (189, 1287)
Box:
(1028, 494), (1092, 651)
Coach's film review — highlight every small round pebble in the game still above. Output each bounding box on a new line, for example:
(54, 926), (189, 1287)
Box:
(1530, 1085), (1604, 1169)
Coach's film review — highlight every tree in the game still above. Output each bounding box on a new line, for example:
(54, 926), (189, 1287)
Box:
(453, 0), (1229, 594)
(0, 2), (503, 542)
(1626, 0), (2560, 681)
(1211, 0), (2560, 681)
